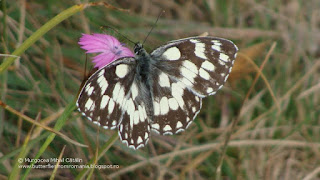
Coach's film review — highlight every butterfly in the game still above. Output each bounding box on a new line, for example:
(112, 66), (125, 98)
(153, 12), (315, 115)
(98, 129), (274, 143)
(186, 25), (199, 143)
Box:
(76, 36), (238, 149)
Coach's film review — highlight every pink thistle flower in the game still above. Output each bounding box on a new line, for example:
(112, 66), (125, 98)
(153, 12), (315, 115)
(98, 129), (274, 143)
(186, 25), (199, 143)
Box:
(78, 33), (134, 69)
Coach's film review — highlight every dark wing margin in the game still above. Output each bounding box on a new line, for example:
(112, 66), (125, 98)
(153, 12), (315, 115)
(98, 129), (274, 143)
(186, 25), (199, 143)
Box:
(151, 36), (238, 97)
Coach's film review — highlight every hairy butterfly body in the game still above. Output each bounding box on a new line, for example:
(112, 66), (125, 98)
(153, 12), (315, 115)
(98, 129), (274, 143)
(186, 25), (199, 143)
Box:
(77, 36), (238, 149)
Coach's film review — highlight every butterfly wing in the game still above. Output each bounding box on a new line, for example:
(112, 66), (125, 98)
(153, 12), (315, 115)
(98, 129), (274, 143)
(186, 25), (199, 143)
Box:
(150, 37), (238, 134)
(77, 57), (152, 149)
(150, 69), (202, 135)
(151, 37), (238, 97)
(77, 57), (136, 129)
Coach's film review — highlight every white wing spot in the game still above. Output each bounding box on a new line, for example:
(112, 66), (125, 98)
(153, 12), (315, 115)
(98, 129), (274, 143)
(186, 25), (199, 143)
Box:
(192, 106), (196, 113)
(199, 68), (210, 80)
(112, 120), (116, 126)
(85, 98), (93, 110)
(190, 39), (199, 43)
(115, 64), (129, 78)
(137, 136), (143, 144)
(115, 86), (125, 104)
(89, 102), (95, 111)
(194, 42), (206, 59)
(126, 98), (135, 115)
(195, 96), (200, 102)
(138, 105), (145, 122)
(206, 87), (213, 93)
(98, 69), (105, 76)
(181, 78), (193, 87)
(112, 82), (121, 100)
(219, 60), (226, 65)
(172, 83), (185, 109)
(153, 123), (160, 130)
(87, 86), (94, 96)
(153, 101), (160, 116)
(133, 110), (140, 125)
(142, 106), (147, 121)
(182, 60), (198, 74)
(160, 97), (169, 115)
(176, 121), (183, 129)
(201, 61), (215, 71)
(85, 84), (91, 92)
(164, 125), (172, 132)
(159, 72), (171, 87)
(163, 47), (181, 61)
(131, 82), (139, 99)
(180, 66), (196, 84)
(100, 95), (110, 109)
(108, 99), (115, 114)
(168, 98), (179, 110)
(211, 40), (222, 46)
(211, 44), (221, 51)
(97, 76), (108, 95)
(172, 82), (184, 97)
(219, 53), (229, 62)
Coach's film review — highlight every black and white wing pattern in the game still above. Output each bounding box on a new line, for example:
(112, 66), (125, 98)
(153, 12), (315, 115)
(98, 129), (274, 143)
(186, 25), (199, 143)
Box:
(77, 36), (238, 150)
(152, 37), (237, 97)
(149, 37), (237, 135)
(77, 58), (151, 149)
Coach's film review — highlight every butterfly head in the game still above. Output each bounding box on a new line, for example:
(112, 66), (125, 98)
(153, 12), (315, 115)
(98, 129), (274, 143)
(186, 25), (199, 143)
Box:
(134, 43), (145, 56)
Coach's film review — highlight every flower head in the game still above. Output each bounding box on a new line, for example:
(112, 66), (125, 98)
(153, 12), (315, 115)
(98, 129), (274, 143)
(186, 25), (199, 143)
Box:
(78, 33), (134, 69)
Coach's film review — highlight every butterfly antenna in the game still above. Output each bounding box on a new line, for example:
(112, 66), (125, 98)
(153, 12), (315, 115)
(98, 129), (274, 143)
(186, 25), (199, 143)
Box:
(142, 10), (165, 45)
(100, 25), (135, 45)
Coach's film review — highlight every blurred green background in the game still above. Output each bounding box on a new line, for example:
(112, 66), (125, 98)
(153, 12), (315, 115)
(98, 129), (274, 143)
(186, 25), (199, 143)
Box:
(0, 0), (319, 179)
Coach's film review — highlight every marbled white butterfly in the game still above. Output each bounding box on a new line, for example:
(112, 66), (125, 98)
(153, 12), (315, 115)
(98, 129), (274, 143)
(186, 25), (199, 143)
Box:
(76, 36), (238, 149)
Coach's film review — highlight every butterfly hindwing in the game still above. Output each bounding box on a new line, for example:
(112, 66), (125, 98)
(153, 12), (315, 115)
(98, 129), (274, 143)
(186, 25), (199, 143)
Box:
(151, 37), (238, 97)
(118, 80), (152, 149)
(151, 70), (202, 135)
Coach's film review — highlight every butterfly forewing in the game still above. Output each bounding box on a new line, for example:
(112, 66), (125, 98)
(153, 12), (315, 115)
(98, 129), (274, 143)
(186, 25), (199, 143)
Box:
(77, 57), (136, 129)
(151, 37), (238, 97)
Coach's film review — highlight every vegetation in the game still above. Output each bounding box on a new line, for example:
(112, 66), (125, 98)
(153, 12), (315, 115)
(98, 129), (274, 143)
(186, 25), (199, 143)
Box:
(0, 0), (319, 179)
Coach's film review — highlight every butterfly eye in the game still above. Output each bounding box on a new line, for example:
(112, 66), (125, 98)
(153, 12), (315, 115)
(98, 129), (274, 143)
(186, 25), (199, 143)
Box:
(134, 43), (144, 55)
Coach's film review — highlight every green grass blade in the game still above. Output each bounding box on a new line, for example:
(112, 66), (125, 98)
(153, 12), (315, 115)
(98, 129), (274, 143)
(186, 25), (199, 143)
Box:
(0, 4), (85, 74)
(75, 132), (119, 179)
(21, 99), (76, 179)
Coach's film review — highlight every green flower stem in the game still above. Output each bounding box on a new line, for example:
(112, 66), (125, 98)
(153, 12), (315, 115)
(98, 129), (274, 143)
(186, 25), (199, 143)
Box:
(0, 4), (85, 74)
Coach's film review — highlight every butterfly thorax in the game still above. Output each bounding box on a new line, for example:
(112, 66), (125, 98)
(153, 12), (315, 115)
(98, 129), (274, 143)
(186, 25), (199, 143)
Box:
(134, 43), (155, 119)
(134, 43), (154, 82)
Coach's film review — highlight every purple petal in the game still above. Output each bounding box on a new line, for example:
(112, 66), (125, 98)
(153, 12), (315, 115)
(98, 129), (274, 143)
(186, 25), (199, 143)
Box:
(78, 33), (134, 69)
